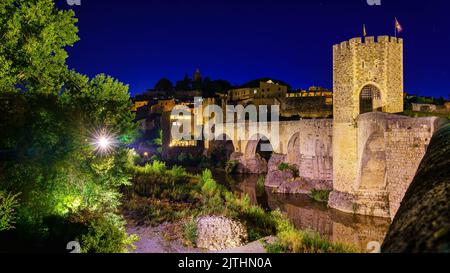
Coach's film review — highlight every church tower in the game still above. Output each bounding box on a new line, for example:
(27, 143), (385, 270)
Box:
(194, 68), (202, 82)
(330, 36), (404, 215)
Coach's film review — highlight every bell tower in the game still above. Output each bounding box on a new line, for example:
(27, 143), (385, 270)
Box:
(194, 68), (202, 82)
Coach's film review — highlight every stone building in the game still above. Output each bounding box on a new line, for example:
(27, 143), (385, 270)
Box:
(150, 98), (176, 114)
(131, 100), (149, 112)
(287, 86), (334, 105)
(227, 80), (287, 102)
(194, 68), (203, 82)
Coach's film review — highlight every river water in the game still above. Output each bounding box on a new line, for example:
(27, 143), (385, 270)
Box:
(210, 169), (391, 252)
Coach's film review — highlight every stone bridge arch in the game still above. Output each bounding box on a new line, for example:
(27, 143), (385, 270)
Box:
(207, 133), (237, 163)
(245, 134), (274, 161)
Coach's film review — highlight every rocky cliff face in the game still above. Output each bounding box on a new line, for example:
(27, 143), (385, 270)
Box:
(382, 124), (450, 253)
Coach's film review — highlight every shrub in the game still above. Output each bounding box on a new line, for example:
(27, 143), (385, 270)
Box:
(130, 160), (167, 175)
(201, 179), (218, 197)
(309, 190), (331, 203)
(265, 241), (288, 253)
(79, 213), (138, 253)
(177, 153), (189, 163)
(225, 160), (239, 174)
(0, 191), (20, 231)
(150, 155), (160, 162)
(278, 163), (299, 177)
(167, 165), (188, 180)
(183, 218), (198, 247)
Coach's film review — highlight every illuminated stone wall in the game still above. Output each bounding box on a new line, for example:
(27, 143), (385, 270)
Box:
(330, 36), (405, 217)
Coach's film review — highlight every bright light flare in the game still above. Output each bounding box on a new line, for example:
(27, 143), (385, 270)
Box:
(90, 129), (118, 155)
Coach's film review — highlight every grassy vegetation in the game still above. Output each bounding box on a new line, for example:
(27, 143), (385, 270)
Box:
(183, 218), (198, 247)
(123, 158), (357, 253)
(0, 191), (20, 232)
(309, 190), (331, 203)
(256, 176), (266, 197)
(278, 163), (299, 177)
(265, 211), (357, 253)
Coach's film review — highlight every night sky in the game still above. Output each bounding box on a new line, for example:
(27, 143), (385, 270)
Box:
(61, 0), (449, 98)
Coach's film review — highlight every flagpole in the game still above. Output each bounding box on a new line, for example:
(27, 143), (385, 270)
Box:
(394, 18), (397, 38)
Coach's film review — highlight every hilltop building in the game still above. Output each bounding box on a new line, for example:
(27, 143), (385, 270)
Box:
(227, 80), (288, 102)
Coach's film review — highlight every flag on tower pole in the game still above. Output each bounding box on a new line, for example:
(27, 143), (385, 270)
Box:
(395, 18), (403, 37)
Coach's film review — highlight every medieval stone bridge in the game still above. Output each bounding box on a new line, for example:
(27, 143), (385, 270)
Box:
(207, 112), (446, 219)
(206, 119), (333, 180)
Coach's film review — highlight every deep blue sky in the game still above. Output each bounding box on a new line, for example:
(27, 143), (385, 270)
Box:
(61, 0), (449, 98)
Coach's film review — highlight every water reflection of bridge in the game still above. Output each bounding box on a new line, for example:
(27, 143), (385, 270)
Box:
(232, 174), (390, 252)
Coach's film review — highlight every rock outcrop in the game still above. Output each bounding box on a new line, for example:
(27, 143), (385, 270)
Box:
(265, 169), (294, 188)
(382, 124), (450, 253)
(196, 216), (248, 251)
(230, 153), (268, 174)
(265, 154), (332, 194)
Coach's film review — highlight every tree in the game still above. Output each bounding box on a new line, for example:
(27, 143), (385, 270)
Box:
(212, 79), (232, 94)
(0, 0), (79, 94)
(176, 73), (192, 91)
(201, 78), (232, 97)
(154, 78), (173, 92)
(0, 0), (137, 252)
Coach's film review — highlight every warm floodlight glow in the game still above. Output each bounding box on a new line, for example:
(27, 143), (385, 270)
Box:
(90, 129), (118, 154)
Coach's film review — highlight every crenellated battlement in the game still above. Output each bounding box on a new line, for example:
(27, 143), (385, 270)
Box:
(332, 33), (405, 218)
(333, 36), (403, 52)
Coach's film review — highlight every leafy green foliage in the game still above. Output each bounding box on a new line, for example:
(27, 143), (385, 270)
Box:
(265, 211), (357, 253)
(225, 160), (239, 174)
(79, 213), (138, 253)
(0, 0), (137, 253)
(0, 0), (79, 94)
(183, 218), (198, 247)
(152, 130), (163, 146)
(309, 190), (331, 203)
(278, 163), (299, 177)
(0, 191), (20, 231)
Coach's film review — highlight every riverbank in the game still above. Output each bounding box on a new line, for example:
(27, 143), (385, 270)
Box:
(122, 160), (359, 253)
(126, 221), (275, 253)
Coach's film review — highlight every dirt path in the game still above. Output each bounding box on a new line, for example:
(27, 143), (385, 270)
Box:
(127, 223), (270, 254)
(127, 223), (205, 253)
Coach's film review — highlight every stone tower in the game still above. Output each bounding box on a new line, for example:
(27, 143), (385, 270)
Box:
(194, 68), (202, 82)
(329, 36), (404, 215)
